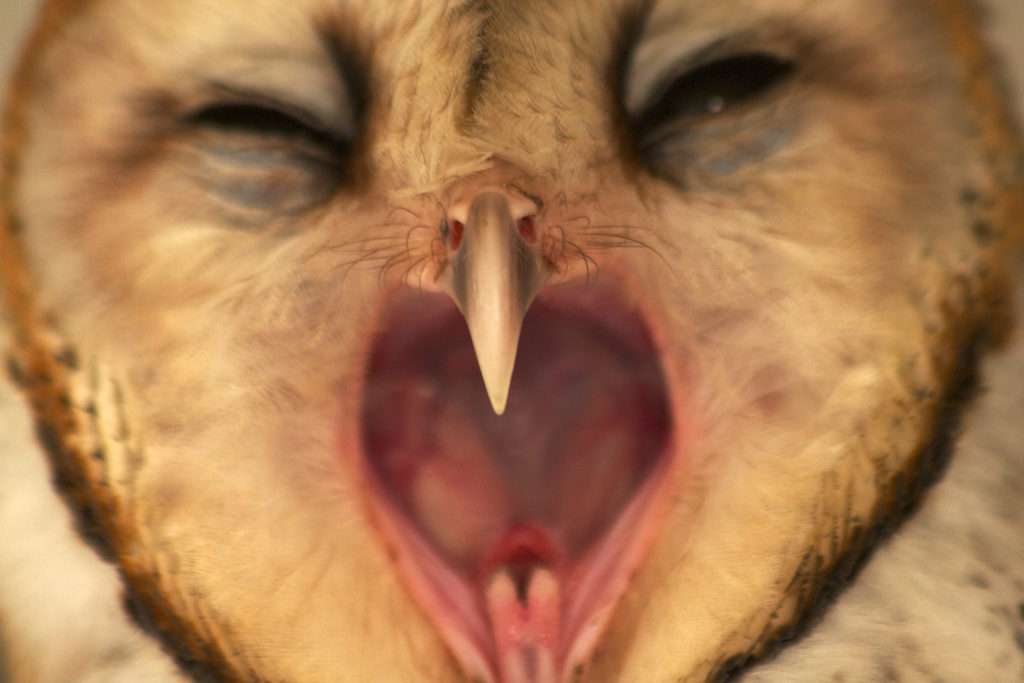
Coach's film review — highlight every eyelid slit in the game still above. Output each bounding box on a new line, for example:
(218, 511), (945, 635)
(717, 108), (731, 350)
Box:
(633, 52), (796, 132)
(184, 93), (344, 151)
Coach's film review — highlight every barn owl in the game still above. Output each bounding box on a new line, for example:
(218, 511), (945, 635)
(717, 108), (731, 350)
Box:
(0, 0), (1022, 681)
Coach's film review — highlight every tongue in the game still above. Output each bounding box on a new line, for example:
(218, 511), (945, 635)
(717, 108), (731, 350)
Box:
(486, 565), (561, 683)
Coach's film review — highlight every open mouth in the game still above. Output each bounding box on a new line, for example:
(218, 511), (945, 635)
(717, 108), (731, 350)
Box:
(359, 280), (676, 682)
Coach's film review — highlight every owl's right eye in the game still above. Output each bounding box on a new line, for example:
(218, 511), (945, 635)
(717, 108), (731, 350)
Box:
(180, 97), (351, 216)
(186, 98), (350, 156)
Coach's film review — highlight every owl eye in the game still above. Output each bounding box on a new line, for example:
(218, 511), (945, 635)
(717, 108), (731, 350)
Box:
(180, 96), (353, 215)
(186, 99), (347, 154)
(633, 52), (795, 131)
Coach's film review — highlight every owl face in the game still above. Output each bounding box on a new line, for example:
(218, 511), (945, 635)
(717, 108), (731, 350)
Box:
(4, 0), (1020, 681)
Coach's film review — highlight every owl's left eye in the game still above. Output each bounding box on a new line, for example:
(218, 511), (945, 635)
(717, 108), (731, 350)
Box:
(627, 52), (797, 181)
(633, 53), (795, 131)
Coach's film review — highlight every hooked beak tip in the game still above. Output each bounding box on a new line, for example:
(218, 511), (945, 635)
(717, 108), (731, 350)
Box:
(487, 383), (510, 416)
(471, 327), (518, 415)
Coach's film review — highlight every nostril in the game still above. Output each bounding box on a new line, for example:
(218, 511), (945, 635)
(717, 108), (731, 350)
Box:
(447, 219), (464, 250)
(517, 216), (536, 244)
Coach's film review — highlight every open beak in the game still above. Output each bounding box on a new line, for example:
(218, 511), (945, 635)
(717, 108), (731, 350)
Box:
(365, 193), (674, 682)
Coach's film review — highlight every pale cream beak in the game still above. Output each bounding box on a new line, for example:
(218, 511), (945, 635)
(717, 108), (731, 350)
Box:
(438, 192), (548, 415)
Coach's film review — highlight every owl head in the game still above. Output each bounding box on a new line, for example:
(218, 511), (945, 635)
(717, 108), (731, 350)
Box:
(1, 0), (1021, 681)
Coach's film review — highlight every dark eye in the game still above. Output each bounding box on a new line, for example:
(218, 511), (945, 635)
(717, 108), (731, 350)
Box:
(181, 99), (353, 216)
(633, 53), (795, 133)
(186, 100), (347, 155)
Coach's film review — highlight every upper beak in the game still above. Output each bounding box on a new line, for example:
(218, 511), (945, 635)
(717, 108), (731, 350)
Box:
(437, 192), (548, 415)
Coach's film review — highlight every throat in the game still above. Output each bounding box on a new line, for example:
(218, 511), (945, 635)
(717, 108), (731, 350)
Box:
(358, 284), (674, 682)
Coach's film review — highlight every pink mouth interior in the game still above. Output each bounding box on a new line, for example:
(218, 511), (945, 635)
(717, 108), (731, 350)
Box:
(359, 284), (671, 678)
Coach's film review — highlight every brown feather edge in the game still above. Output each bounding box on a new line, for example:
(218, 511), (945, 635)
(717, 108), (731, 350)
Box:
(945, 0), (1024, 348)
(0, 2), (249, 681)
(710, 0), (1024, 679)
